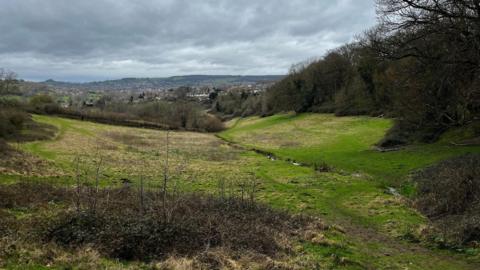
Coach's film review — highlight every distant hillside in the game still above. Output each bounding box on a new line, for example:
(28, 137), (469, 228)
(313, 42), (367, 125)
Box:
(43, 75), (284, 91)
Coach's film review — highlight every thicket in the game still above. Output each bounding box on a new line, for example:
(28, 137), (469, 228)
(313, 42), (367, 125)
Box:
(212, 91), (264, 118)
(26, 94), (224, 133)
(414, 154), (480, 248)
(0, 181), (321, 268)
(0, 72), (28, 142)
(213, 0), (480, 145)
(0, 105), (27, 140)
(43, 191), (307, 261)
(1, 82), (57, 146)
(109, 100), (224, 132)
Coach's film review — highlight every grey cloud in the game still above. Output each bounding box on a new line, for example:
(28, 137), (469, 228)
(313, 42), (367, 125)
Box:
(0, 0), (377, 81)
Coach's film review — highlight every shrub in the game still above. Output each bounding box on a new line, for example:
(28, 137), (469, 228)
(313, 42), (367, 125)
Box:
(414, 154), (480, 246)
(0, 182), (72, 209)
(0, 108), (28, 139)
(0, 183), (329, 268)
(29, 94), (54, 107)
(201, 114), (225, 132)
(39, 188), (311, 261)
(28, 94), (60, 114)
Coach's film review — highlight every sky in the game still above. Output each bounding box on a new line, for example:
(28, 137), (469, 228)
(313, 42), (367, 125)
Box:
(0, 0), (377, 82)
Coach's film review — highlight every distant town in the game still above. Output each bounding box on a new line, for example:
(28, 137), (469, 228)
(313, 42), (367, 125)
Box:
(18, 75), (283, 109)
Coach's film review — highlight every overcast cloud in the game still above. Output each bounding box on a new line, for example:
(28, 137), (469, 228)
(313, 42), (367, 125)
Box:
(0, 0), (377, 82)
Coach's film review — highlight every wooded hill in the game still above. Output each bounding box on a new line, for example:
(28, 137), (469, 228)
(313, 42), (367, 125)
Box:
(214, 0), (480, 146)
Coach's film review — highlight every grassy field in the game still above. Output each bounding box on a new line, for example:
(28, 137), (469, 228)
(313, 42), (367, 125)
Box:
(220, 113), (480, 187)
(13, 115), (252, 190)
(1, 114), (480, 269)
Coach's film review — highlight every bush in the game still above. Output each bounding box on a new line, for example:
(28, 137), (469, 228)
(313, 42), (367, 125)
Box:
(0, 108), (28, 139)
(29, 94), (54, 106)
(0, 184), (329, 268)
(201, 114), (225, 132)
(40, 188), (310, 261)
(28, 94), (60, 114)
(0, 182), (72, 209)
(414, 154), (480, 246)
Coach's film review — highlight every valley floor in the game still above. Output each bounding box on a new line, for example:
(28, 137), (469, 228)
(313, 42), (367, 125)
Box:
(1, 113), (480, 269)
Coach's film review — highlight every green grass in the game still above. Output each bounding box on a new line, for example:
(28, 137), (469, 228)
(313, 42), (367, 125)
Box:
(218, 113), (480, 268)
(220, 113), (480, 186)
(237, 151), (425, 236)
(2, 114), (480, 269)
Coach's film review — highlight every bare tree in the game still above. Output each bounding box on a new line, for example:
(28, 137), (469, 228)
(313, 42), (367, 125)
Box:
(376, 0), (480, 65)
(374, 0), (480, 129)
(0, 69), (19, 95)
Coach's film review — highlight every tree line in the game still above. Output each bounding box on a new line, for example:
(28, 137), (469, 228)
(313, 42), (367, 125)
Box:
(1, 75), (225, 142)
(213, 0), (480, 146)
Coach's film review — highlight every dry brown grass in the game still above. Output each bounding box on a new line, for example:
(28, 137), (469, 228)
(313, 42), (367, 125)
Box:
(18, 116), (247, 187)
(0, 182), (326, 269)
(106, 131), (151, 147)
(0, 147), (65, 177)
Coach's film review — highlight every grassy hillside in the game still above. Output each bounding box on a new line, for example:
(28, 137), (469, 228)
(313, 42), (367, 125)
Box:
(1, 114), (479, 269)
(220, 113), (480, 187)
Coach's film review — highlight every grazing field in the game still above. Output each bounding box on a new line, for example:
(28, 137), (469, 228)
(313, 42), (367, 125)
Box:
(1, 114), (480, 269)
